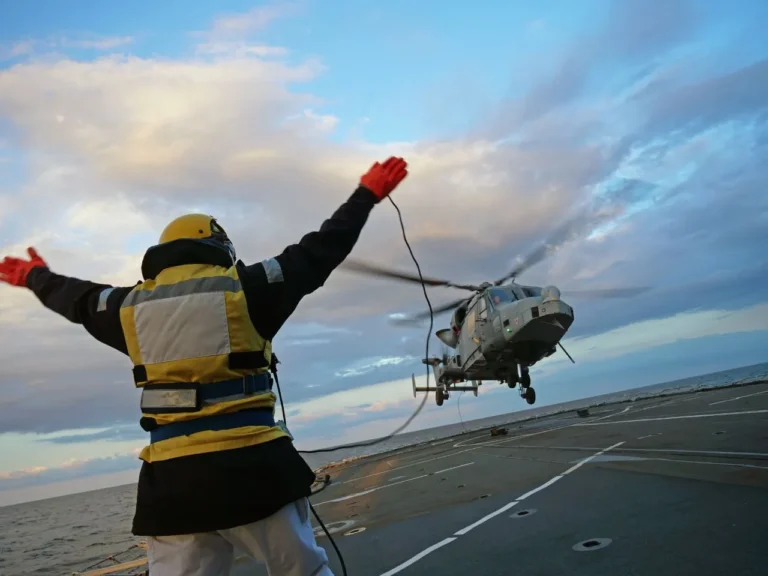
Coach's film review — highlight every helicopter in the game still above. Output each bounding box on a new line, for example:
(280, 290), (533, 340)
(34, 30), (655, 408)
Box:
(339, 235), (651, 407)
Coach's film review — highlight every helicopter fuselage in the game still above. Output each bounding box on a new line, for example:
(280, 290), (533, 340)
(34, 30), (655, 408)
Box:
(430, 283), (574, 385)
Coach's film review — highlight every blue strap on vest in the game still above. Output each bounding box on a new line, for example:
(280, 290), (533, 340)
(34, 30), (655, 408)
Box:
(139, 372), (273, 414)
(198, 372), (272, 401)
(150, 409), (276, 443)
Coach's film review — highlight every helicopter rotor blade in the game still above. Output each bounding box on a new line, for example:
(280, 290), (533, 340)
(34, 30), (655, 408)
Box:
(391, 297), (469, 325)
(494, 243), (550, 286)
(340, 259), (481, 292)
(560, 286), (652, 299)
(494, 212), (597, 286)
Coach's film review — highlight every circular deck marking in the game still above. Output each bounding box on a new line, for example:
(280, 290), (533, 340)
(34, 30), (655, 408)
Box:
(511, 508), (537, 518)
(344, 527), (366, 536)
(313, 520), (355, 537)
(572, 538), (612, 552)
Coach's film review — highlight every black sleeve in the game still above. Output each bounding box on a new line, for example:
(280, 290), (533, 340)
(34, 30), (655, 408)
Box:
(25, 266), (134, 355)
(239, 185), (378, 339)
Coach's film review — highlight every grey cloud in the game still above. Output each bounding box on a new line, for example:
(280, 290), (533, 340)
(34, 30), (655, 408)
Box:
(0, 453), (139, 491)
(635, 58), (768, 141)
(481, 0), (699, 136)
(0, 363), (141, 434)
(37, 425), (145, 444)
(603, 0), (698, 58)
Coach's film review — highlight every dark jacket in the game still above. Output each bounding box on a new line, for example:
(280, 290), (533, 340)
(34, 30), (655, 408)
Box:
(26, 186), (379, 535)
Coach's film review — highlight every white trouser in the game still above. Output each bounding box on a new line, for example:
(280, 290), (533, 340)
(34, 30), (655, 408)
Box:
(146, 498), (334, 576)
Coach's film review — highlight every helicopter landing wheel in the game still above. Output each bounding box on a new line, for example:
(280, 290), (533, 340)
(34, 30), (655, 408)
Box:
(507, 370), (518, 388)
(520, 368), (531, 388)
(525, 387), (536, 405)
(436, 386), (445, 406)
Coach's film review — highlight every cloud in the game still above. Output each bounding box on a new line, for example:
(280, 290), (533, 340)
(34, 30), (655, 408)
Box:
(60, 36), (135, 51)
(334, 355), (418, 378)
(37, 425), (146, 444)
(206, 3), (299, 39)
(0, 449), (140, 491)
(480, 0), (699, 137)
(541, 302), (768, 374)
(195, 43), (289, 58)
(0, 35), (134, 61)
(0, 41), (36, 60)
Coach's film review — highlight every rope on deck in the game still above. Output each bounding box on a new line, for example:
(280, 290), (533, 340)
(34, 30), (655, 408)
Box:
(72, 541), (148, 576)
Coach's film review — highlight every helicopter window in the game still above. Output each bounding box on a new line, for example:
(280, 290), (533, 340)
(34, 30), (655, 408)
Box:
(522, 287), (542, 298)
(455, 306), (467, 325)
(489, 288), (515, 308)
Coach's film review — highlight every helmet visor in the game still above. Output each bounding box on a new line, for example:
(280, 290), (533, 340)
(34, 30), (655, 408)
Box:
(210, 219), (236, 262)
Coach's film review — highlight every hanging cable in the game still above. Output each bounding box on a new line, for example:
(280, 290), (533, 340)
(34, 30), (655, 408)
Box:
(457, 390), (467, 433)
(270, 194), (435, 576)
(310, 502), (348, 576)
(290, 196), (434, 454)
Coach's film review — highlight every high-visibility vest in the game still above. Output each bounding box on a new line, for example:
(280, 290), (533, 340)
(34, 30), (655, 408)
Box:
(119, 242), (288, 463)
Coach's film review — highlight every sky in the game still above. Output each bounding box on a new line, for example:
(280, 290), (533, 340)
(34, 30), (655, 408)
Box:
(1, 0), (768, 507)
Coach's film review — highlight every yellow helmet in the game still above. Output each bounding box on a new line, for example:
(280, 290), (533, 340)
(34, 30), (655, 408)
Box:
(159, 214), (236, 261)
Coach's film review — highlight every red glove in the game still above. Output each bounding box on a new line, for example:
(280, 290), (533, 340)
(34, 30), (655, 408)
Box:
(0, 247), (48, 288)
(360, 156), (408, 202)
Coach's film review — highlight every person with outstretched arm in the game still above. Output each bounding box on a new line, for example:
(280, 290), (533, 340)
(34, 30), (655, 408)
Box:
(0, 156), (409, 576)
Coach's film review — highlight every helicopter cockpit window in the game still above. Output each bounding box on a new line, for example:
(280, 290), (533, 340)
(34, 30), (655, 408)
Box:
(455, 305), (467, 326)
(522, 287), (542, 298)
(489, 288), (515, 308)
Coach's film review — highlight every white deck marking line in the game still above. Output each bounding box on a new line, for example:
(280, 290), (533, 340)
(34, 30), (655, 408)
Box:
(454, 407), (631, 450)
(710, 389), (768, 406)
(515, 475), (562, 501)
(379, 538), (457, 576)
(463, 406), (633, 449)
(646, 457), (768, 471)
(453, 405), (636, 450)
(574, 409), (768, 426)
(589, 406), (632, 422)
(315, 463), (474, 506)
(430, 438), (455, 446)
(377, 441), (623, 575)
(330, 448), (477, 486)
(432, 462), (475, 475)
(455, 422), (577, 449)
(453, 501), (521, 536)
(507, 445), (768, 459)
(561, 441), (625, 475)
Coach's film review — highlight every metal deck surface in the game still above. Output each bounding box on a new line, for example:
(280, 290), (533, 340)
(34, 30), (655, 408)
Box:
(230, 382), (768, 575)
